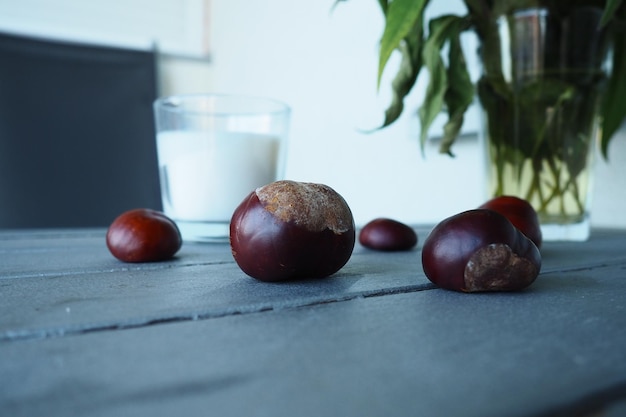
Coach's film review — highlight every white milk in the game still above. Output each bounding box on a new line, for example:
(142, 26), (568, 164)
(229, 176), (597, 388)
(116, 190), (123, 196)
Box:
(156, 130), (280, 222)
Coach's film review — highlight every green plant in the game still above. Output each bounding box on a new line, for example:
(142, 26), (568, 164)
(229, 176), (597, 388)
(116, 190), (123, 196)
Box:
(336, 0), (625, 159)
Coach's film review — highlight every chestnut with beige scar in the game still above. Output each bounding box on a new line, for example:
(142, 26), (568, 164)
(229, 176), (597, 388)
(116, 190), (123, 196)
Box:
(230, 180), (356, 282)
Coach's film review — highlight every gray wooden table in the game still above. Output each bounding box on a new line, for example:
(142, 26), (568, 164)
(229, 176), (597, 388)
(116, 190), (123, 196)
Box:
(1, 227), (626, 417)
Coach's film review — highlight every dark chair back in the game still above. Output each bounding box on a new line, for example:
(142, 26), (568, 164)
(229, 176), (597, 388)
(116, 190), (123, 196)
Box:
(0, 31), (162, 228)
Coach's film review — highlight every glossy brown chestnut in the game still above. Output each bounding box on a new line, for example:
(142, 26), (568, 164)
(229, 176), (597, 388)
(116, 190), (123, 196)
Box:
(106, 208), (182, 263)
(230, 180), (356, 282)
(359, 218), (417, 251)
(479, 196), (542, 248)
(421, 209), (541, 292)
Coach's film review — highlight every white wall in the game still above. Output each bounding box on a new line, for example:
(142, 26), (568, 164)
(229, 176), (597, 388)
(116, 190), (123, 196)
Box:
(162, 0), (626, 228)
(0, 0), (210, 56)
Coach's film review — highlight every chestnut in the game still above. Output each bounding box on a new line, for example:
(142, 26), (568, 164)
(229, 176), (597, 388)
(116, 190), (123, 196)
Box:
(479, 195), (542, 248)
(230, 180), (355, 282)
(359, 218), (417, 251)
(421, 209), (541, 292)
(106, 208), (182, 263)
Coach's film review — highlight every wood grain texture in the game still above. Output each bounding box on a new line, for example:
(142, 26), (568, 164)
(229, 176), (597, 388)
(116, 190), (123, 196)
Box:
(1, 227), (625, 416)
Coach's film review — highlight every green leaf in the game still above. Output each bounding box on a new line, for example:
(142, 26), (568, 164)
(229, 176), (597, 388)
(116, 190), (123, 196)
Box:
(600, 31), (626, 159)
(377, 0), (428, 89)
(377, 0), (389, 15)
(417, 15), (468, 153)
(462, 0), (493, 37)
(600, 0), (623, 27)
(440, 20), (474, 156)
(378, 14), (424, 128)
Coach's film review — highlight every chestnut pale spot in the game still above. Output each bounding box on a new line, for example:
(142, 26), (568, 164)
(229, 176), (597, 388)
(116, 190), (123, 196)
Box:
(256, 180), (352, 233)
(464, 243), (539, 292)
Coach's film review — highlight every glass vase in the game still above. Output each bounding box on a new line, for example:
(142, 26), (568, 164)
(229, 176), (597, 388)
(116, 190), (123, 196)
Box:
(477, 6), (612, 241)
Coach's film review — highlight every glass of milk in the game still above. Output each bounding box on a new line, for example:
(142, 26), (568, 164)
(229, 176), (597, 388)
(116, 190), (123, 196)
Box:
(153, 94), (290, 242)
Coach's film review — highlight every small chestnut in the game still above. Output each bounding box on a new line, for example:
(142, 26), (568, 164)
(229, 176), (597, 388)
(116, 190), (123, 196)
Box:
(479, 195), (542, 248)
(106, 208), (182, 263)
(421, 209), (541, 292)
(359, 218), (417, 251)
(230, 180), (356, 282)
